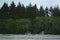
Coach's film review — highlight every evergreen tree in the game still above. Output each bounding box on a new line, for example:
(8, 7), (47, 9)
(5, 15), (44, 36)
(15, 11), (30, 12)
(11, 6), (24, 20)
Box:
(21, 4), (26, 18)
(16, 2), (22, 18)
(53, 6), (60, 16)
(45, 7), (48, 16)
(39, 6), (45, 16)
(9, 1), (16, 18)
(26, 3), (32, 18)
(49, 6), (53, 16)
(26, 3), (38, 19)
(0, 2), (9, 19)
(32, 4), (38, 18)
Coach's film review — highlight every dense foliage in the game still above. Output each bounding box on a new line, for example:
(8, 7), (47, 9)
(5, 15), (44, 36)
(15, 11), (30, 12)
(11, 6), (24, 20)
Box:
(0, 1), (60, 34)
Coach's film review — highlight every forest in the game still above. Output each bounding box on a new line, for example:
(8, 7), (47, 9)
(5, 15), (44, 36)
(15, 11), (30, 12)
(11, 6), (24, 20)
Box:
(0, 1), (60, 34)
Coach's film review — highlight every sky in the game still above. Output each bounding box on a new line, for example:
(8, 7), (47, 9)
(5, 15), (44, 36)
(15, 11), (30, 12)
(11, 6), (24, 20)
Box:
(0, 0), (60, 9)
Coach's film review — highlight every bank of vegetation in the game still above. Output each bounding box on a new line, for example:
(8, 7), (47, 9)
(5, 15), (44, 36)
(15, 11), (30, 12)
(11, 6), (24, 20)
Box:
(0, 1), (60, 34)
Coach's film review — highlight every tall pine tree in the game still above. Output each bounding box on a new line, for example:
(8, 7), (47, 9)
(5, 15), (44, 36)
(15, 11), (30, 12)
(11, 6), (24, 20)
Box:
(45, 7), (48, 16)
(0, 2), (9, 19)
(9, 1), (16, 18)
(49, 6), (53, 16)
(16, 2), (22, 18)
(53, 6), (60, 16)
(21, 4), (26, 18)
(39, 6), (45, 16)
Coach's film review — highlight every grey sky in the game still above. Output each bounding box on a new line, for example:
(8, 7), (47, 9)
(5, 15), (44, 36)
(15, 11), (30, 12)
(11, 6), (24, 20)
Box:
(0, 0), (60, 9)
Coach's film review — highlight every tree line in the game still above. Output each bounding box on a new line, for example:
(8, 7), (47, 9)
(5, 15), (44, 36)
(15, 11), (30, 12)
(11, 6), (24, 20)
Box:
(0, 1), (60, 34)
(0, 1), (60, 19)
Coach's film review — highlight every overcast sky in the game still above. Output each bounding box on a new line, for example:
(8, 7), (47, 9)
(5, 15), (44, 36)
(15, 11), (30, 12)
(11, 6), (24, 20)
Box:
(0, 0), (60, 9)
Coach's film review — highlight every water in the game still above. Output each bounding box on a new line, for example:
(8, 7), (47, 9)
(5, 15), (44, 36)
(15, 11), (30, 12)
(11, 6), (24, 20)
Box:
(0, 34), (60, 40)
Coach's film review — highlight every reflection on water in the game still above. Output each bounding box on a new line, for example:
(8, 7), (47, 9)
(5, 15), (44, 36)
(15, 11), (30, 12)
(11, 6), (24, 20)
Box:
(0, 34), (60, 40)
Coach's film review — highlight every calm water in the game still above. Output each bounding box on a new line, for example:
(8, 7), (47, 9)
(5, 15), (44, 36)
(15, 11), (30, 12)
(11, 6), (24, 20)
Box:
(0, 34), (60, 40)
